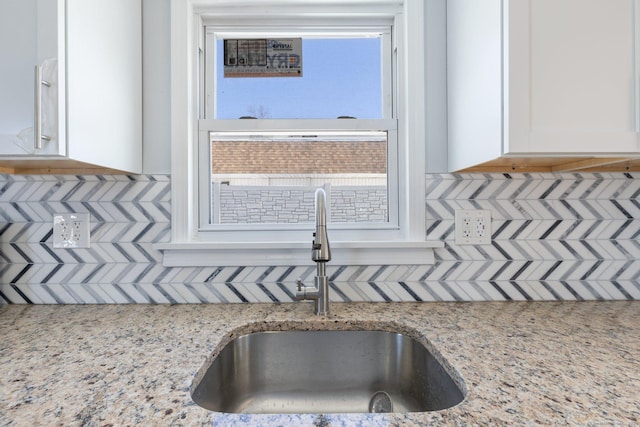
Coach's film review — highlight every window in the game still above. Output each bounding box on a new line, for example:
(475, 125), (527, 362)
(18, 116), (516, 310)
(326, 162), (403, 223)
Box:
(201, 23), (396, 231)
(207, 130), (391, 225)
(213, 37), (385, 120)
(162, 0), (438, 266)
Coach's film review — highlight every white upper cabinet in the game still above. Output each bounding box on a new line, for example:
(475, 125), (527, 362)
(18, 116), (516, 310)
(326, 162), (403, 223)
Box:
(0, 0), (141, 174)
(0, 0), (61, 156)
(448, 0), (640, 172)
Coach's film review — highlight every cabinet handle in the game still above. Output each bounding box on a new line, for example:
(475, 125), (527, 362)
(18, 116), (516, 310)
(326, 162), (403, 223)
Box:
(34, 65), (51, 150)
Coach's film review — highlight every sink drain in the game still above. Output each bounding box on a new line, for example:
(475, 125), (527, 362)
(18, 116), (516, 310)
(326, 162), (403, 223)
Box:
(368, 391), (393, 413)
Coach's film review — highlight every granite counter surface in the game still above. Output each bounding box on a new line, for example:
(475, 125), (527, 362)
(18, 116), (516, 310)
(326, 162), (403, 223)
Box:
(1, 301), (639, 426)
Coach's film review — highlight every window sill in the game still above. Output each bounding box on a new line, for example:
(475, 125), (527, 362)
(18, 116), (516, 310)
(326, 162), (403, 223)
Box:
(154, 241), (443, 267)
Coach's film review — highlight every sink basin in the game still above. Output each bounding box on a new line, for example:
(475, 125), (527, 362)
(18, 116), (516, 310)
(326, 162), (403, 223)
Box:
(191, 329), (465, 414)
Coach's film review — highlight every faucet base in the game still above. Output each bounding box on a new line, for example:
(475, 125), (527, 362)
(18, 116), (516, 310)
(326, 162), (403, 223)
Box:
(295, 263), (330, 315)
(313, 275), (329, 316)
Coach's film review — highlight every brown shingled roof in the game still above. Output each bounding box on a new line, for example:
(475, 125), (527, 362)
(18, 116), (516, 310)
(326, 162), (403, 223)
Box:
(211, 140), (386, 174)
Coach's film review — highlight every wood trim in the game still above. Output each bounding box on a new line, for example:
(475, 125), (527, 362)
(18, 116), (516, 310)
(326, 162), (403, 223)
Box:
(455, 157), (640, 173)
(0, 159), (135, 175)
(550, 158), (632, 172)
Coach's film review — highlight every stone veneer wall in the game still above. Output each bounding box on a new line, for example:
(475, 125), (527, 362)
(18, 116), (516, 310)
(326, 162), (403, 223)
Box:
(216, 186), (388, 224)
(0, 172), (638, 303)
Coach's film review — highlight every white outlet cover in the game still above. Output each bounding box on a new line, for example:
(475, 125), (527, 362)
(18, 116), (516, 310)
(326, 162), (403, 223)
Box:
(455, 209), (492, 245)
(53, 213), (90, 248)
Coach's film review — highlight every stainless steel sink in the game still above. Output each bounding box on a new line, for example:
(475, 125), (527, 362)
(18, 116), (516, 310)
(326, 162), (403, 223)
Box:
(191, 329), (465, 414)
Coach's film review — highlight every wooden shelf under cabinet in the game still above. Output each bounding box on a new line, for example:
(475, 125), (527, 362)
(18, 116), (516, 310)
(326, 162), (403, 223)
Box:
(456, 157), (640, 173)
(0, 159), (135, 175)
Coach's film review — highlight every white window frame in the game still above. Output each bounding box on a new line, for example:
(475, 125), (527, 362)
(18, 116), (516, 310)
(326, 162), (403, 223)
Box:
(201, 19), (397, 234)
(159, 0), (442, 267)
(200, 123), (398, 233)
(204, 24), (394, 120)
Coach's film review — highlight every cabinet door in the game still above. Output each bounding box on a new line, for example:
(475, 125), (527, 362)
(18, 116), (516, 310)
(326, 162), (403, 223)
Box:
(507, 0), (640, 154)
(0, 0), (62, 156)
(65, 0), (142, 172)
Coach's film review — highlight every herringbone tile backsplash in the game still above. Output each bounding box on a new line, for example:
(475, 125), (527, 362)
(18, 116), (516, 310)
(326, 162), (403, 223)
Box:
(1, 173), (638, 304)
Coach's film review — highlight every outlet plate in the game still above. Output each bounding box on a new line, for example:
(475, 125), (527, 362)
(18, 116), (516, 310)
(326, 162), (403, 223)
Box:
(455, 209), (491, 245)
(53, 213), (90, 248)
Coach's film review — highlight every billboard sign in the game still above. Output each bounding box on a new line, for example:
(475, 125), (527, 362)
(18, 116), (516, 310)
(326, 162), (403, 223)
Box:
(223, 38), (302, 78)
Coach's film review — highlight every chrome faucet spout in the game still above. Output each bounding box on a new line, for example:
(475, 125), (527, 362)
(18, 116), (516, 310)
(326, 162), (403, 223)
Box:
(296, 187), (331, 315)
(312, 188), (331, 263)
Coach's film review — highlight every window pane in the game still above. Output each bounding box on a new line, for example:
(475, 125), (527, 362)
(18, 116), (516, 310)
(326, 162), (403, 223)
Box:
(215, 37), (383, 119)
(209, 131), (388, 224)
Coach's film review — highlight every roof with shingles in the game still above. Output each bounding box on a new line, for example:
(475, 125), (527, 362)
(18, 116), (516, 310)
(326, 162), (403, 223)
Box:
(211, 140), (386, 174)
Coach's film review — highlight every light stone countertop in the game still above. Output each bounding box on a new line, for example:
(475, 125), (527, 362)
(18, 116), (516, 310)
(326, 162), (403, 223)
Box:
(1, 301), (639, 426)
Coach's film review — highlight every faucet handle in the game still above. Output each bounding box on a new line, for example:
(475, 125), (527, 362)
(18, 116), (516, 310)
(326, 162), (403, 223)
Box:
(296, 278), (303, 291)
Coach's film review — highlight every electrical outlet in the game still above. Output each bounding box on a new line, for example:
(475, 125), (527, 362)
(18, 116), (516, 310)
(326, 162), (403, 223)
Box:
(455, 210), (491, 245)
(462, 217), (473, 238)
(475, 215), (488, 238)
(53, 213), (90, 248)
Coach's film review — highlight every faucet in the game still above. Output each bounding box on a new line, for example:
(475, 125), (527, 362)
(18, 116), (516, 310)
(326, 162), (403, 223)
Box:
(296, 188), (331, 315)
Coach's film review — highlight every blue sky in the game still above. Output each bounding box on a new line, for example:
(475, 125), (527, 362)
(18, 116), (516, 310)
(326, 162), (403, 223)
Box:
(216, 38), (382, 119)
